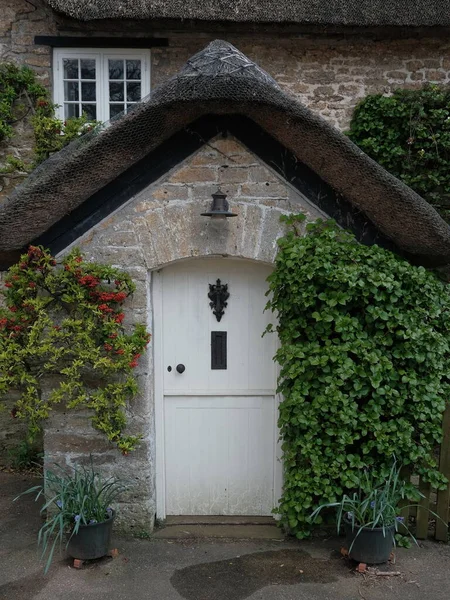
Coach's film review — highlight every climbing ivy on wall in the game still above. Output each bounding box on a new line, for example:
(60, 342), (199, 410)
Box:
(0, 63), (97, 177)
(266, 215), (450, 537)
(0, 247), (150, 455)
(347, 84), (450, 223)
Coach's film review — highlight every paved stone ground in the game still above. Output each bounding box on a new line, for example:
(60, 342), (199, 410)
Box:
(1, 472), (450, 600)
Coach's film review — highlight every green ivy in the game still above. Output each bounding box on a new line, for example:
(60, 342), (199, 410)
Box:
(0, 246), (151, 454)
(347, 84), (450, 222)
(0, 63), (98, 172)
(0, 63), (47, 142)
(266, 215), (450, 538)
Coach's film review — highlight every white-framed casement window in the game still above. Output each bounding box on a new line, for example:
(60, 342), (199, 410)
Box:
(53, 48), (151, 122)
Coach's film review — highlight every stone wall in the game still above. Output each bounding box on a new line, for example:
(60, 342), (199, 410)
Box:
(0, 1), (448, 186)
(1, 0), (449, 502)
(41, 136), (323, 529)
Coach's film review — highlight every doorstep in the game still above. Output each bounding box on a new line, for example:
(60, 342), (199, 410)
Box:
(153, 516), (285, 540)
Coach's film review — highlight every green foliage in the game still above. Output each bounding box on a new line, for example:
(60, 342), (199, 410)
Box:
(0, 63), (47, 142)
(0, 246), (151, 454)
(310, 459), (431, 550)
(7, 439), (43, 471)
(31, 103), (98, 163)
(266, 216), (450, 538)
(347, 85), (450, 222)
(395, 533), (412, 548)
(0, 62), (98, 171)
(16, 461), (128, 573)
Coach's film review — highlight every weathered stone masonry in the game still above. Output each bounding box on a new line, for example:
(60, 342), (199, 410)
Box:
(41, 136), (324, 530)
(1, 0), (450, 499)
(2, 0), (450, 133)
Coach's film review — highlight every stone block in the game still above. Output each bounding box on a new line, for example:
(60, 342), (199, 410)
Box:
(426, 69), (447, 81)
(240, 182), (289, 199)
(169, 165), (217, 184)
(218, 165), (249, 184)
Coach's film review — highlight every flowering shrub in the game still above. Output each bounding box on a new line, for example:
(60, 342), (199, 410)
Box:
(0, 246), (150, 454)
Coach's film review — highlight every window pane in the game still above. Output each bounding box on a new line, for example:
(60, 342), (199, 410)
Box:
(64, 81), (79, 101)
(126, 59), (141, 80)
(109, 82), (124, 101)
(81, 82), (96, 101)
(63, 58), (79, 79)
(80, 59), (96, 80)
(110, 104), (124, 118)
(126, 82), (141, 102)
(109, 59), (124, 80)
(82, 104), (97, 120)
(64, 103), (80, 119)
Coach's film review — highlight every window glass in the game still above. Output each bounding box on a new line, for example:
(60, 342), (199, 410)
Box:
(55, 50), (149, 122)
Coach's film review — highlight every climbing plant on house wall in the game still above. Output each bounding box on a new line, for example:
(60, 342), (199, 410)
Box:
(0, 246), (150, 454)
(347, 84), (450, 223)
(0, 63), (97, 177)
(266, 215), (450, 537)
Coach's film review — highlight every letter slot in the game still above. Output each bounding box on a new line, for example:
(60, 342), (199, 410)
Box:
(211, 331), (227, 370)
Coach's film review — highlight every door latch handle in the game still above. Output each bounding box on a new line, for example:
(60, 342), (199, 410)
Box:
(176, 364), (186, 374)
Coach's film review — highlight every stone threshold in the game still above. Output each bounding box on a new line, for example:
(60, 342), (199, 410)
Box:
(165, 515), (277, 525)
(153, 516), (285, 540)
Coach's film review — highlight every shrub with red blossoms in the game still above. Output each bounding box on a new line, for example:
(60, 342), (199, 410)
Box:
(0, 246), (151, 454)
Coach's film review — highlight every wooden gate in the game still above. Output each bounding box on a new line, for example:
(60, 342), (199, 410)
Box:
(401, 405), (450, 541)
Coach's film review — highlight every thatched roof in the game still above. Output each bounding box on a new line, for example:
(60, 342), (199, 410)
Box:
(46, 0), (450, 26)
(1, 40), (450, 270)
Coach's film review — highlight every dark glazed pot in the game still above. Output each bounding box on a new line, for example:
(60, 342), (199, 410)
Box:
(67, 510), (115, 560)
(344, 519), (395, 564)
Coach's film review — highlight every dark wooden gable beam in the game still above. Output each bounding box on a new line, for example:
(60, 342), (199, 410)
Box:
(34, 36), (169, 48)
(29, 115), (398, 260)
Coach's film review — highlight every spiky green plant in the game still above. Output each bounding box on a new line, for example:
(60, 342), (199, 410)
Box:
(15, 461), (128, 573)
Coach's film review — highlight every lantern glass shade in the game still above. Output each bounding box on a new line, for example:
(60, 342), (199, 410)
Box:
(201, 190), (237, 218)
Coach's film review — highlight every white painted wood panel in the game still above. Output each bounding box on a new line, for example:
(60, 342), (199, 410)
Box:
(158, 258), (279, 516)
(162, 260), (276, 394)
(164, 396), (276, 515)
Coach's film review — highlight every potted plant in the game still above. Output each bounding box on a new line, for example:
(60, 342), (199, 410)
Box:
(311, 460), (417, 565)
(15, 461), (128, 572)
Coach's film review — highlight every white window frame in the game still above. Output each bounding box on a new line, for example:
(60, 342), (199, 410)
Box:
(53, 48), (151, 122)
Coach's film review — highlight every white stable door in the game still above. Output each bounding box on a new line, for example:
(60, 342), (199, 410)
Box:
(155, 258), (279, 517)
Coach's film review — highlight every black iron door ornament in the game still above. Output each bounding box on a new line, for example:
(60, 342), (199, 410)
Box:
(208, 279), (229, 322)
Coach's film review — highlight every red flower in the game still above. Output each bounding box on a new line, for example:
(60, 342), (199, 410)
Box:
(4, 282), (12, 288)
(99, 292), (115, 302)
(114, 292), (127, 302)
(9, 306), (17, 312)
(12, 325), (22, 332)
(114, 280), (122, 286)
(109, 333), (118, 339)
(104, 343), (113, 352)
(115, 313), (125, 324)
(98, 304), (114, 314)
(129, 360), (138, 368)
(29, 282), (36, 289)
(53, 325), (61, 331)
(51, 260), (57, 266)
(64, 264), (71, 271)
(78, 275), (100, 288)
(19, 262), (27, 270)
(74, 256), (83, 264)
(116, 348), (125, 355)
(0, 318), (8, 328)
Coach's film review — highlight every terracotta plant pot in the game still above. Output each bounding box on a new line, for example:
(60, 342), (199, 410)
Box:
(67, 510), (115, 561)
(344, 519), (395, 564)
